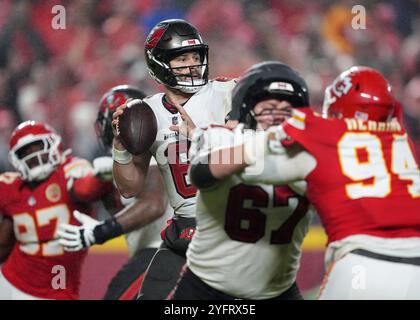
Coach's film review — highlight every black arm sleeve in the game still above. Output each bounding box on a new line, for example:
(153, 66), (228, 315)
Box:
(93, 217), (124, 245)
(189, 155), (219, 190)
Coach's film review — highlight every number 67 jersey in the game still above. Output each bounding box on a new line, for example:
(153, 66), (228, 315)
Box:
(186, 126), (315, 299)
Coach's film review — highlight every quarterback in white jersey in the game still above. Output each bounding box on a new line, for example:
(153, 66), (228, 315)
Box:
(111, 19), (235, 299)
(170, 62), (314, 300)
(144, 78), (234, 218)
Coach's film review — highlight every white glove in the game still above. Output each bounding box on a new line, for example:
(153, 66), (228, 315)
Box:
(92, 156), (114, 181)
(57, 210), (100, 252)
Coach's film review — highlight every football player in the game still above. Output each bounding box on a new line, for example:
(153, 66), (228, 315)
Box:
(57, 85), (171, 300)
(202, 66), (420, 299)
(169, 61), (314, 300)
(0, 121), (114, 299)
(111, 19), (236, 299)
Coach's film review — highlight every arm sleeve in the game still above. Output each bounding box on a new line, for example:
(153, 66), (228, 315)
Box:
(189, 126), (236, 164)
(241, 130), (316, 185)
(189, 155), (220, 189)
(189, 126), (236, 189)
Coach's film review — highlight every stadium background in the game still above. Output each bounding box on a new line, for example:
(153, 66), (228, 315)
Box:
(0, 0), (418, 299)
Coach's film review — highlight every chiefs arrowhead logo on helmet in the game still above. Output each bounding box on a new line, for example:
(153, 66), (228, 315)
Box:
(331, 76), (353, 97)
(322, 66), (395, 122)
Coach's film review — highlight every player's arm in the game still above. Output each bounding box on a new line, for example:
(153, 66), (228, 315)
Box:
(190, 144), (250, 187)
(189, 126), (248, 188)
(58, 165), (167, 252)
(67, 158), (114, 204)
(190, 126), (314, 188)
(0, 216), (15, 263)
(113, 165), (167, 232)
(240, 128), (315, 185)
(112, 146), (152, 199)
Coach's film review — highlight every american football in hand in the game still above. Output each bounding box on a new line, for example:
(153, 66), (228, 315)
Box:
(117, 99), (157, 155)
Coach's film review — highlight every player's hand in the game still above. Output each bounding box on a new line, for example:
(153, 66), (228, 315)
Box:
(111, 99), (132, 149)
(92, 156), (113, 181)
(57, 210), (100, 251)
(169, 103), (196, 139)
(265, 126), (289, 155)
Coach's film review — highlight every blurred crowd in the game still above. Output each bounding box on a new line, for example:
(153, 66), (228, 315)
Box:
(0, 0), (419, 171)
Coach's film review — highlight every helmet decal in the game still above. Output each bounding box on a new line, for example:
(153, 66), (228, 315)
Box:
(145, 26), (167, 49)
(331, 76), (353, 97)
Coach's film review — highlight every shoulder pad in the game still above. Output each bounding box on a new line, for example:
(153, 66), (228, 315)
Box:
(0, 172), (21, 185)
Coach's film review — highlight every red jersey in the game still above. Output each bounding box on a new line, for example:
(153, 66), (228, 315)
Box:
(0, 155), (112, 299)
(282, 108), (420, 243)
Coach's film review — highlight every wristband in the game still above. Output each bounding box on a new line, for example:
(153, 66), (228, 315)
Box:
(93, 217), (124, 244)
(112, 145), (133, 164)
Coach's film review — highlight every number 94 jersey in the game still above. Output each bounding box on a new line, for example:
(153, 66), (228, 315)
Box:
(144, 79), (235, 218)
(282, 108), (420, 243)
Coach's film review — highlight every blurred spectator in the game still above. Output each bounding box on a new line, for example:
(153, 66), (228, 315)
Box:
(0, 0), (418, 164)
(403, 77), (420, 160)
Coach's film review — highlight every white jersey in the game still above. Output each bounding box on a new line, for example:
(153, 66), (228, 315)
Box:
(186, 126), (314, 299)
(144, 80), (236, 218)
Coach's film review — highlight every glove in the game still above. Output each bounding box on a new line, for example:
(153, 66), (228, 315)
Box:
(57, 210), (100, 252)
(92, 156), (113, 182)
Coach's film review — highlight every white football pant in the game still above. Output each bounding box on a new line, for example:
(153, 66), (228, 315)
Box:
(318, 252), (420, 300)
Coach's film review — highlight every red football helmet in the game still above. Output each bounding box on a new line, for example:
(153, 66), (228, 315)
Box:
(322, 66), (395, 122)
(9, 121), (63, 181)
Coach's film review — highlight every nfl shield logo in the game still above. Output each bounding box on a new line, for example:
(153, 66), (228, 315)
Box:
(172, 116), (178, 125)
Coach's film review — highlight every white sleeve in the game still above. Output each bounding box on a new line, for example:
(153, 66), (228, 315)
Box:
(241, 131), (316, 185)
(189, 126), (236, 163)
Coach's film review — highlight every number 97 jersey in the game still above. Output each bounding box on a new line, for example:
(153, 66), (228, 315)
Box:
(282, 108), (420, 243)
(0, 156), (96, 299)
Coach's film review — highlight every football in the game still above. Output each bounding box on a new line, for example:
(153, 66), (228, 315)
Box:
(117, 99), (157, 155)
